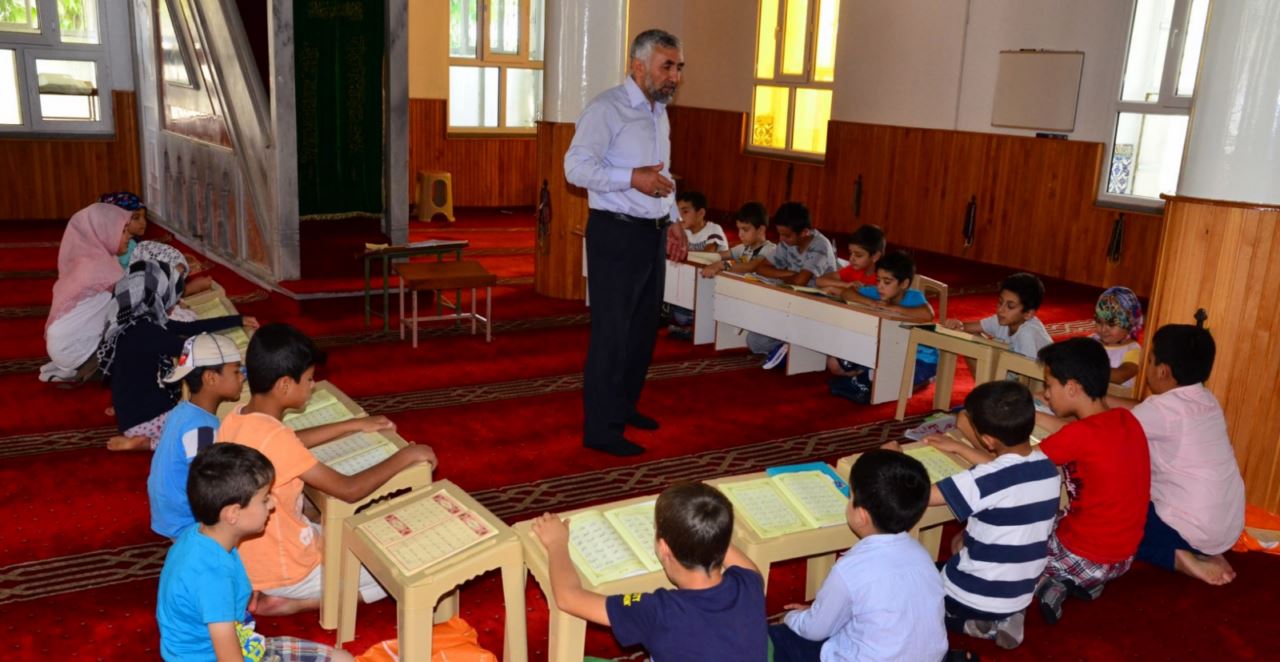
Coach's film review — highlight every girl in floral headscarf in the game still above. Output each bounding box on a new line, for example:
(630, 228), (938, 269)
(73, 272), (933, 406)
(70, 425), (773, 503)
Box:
(100, 191), (148, 267)
(99, 258), (257, 451)
(1091, 286), (1144, 389)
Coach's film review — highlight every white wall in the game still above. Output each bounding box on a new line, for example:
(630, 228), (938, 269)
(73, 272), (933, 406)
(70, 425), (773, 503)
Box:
(667, 0), (752, 113)
(106, 0), (136, 90)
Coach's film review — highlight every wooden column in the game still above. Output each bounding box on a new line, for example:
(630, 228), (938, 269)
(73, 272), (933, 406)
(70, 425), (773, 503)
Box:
(1144, 195), (1280, 510)
(533, 120), (588, 300)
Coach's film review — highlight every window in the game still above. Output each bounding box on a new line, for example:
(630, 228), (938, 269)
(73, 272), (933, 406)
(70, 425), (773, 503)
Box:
(448, 0), (544, 132)
(749, 0), (839, 158)
(0, 0), (112, 133)
(1103, 0), (1209, 204)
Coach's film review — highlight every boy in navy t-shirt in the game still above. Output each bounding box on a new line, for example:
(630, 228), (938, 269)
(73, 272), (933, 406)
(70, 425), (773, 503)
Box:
(532, 482), (767, 661)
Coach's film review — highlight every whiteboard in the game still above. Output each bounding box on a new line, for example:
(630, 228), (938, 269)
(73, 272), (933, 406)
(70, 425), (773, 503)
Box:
(991, 50), (1084, 132)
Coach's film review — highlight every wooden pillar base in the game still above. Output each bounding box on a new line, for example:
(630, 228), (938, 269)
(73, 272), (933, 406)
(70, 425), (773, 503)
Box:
(1148, 195), (1280, 511)
(534, 121), (588, 300)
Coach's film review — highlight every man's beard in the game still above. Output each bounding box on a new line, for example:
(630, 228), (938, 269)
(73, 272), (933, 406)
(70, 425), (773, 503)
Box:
(645, 71), (677, 104)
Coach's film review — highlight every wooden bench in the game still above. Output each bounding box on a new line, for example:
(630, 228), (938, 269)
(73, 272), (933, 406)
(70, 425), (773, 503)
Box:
(396, 261), (497, 347)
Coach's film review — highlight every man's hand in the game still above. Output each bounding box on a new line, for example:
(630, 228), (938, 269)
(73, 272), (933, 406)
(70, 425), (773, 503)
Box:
(666, 221), (688, 262)
(630, 162), (674, 198)
(532, 513), (570, 549)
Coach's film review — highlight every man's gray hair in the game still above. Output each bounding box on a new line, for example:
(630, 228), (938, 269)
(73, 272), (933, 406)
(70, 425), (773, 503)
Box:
(630, 29), (681, 61)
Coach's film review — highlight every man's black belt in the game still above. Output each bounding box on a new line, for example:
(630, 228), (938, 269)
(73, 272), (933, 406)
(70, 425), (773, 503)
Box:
(591, 209), (670, 228)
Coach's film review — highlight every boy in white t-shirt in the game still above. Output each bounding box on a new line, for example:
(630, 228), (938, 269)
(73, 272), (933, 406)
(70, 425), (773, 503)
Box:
(945, 272), (1052, 359)
(667, 191), (730, 338)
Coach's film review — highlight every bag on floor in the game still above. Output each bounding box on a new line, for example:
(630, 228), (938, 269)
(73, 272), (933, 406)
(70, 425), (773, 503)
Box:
(1231, 504), (1280, 555)
(354, 617), (497, 662)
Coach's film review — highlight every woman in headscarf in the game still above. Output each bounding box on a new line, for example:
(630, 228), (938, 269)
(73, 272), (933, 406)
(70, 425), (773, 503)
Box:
(100, 258), (257, 451)
(39, 203), (134, 383)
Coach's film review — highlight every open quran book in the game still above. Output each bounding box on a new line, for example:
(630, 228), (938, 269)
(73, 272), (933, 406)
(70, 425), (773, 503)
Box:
(905, 445), (967, 483)
(720, 471), (850, 539)
(311, 431), (399, 475)
(283, 387), (357, 430)
(358, 488), (497, 576)
(566, 501), (662, 585)
(188, 296), (233, 318)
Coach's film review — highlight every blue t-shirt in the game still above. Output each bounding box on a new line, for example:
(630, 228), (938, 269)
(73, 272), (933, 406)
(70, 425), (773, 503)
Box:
(604, 566), (767, 661)
(156, 527), (266, 662)
(856, 286), (938, 364)
(148, 401), (219, 538)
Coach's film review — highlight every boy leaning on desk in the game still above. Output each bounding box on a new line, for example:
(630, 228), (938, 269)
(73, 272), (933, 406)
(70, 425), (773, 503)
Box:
(531, 482), (768, 661)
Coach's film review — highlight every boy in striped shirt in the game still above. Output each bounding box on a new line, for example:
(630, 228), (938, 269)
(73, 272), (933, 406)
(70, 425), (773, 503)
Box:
(922, 381), (1062, 649)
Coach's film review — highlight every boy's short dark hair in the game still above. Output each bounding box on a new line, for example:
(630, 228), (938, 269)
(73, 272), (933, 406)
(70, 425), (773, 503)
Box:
(850, 450), (930, 534)
(677, 190), (707, 211)
(772, 202), (812, 233)
(849, 224), (886, 255)
(875, 250), (916, 284)
(245, 323), (326, 395)
(187, 443), (275, 525)
(1039, 337), (1110, 399)
(1152, 324), (1216, 385)
(965, 381), (1036, 447)
(1001, 272), (1044, 312)
(735, 201), (769, 229)
(182, 365), (218, 394)
(654, 482), (734, 572)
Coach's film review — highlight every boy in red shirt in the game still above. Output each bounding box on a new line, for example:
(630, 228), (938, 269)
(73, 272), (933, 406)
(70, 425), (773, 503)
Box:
(1033, 337), (1150, 625)
(817, 224), (885, 291)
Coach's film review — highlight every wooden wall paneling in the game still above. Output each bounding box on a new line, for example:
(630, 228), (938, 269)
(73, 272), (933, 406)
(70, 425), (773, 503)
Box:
(533, 121), (588, 299)
(1099, 210), (1162, 295)
(0, 91), (142, 220)
(938, 131), (997, 260)
(407, 98), (538, 209)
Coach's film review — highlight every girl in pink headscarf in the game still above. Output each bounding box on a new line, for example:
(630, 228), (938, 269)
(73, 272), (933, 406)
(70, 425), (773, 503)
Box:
(39, 202), (133, 383)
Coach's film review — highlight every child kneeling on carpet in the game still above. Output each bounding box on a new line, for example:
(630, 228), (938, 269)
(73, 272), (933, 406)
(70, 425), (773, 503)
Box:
(769, 450), (946, 661)
(532, 482), (767, 661)
(156, 443), (354, 661)
(829, 251), (937, 403)
(920, 381), (1061, 649)
(1033, 338), (1149, 624)
(217, 323), (437, 616)
(148, 333), (246, 539)
(1109, 325), (1245, 585)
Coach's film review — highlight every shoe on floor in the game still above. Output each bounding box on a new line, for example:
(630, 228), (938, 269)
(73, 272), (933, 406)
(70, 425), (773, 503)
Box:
(1036, 578), (1067, 625)
(993, 610), (1025, 649)
(584, 437), (645, 457)
(627, 412), (659, 430)
(762, 343), (789, 369)
(667, 324), (692, 341)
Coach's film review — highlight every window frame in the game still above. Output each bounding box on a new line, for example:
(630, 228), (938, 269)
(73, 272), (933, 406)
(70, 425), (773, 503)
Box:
(0, 0), (114, 135)
(447, 0), (543, 136)
(747, 0), (836, 161)
(1097, 0), (1204, 210)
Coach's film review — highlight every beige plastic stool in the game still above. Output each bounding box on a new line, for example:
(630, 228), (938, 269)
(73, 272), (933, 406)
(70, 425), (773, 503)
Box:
(417, 170), (455, 222)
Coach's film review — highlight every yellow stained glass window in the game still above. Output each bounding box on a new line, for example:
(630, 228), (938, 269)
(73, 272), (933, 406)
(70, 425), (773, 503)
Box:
(813, 0), (838, 82)
(755, 0), (778, 79)
(751, 86), (790, 150)
(781, 0), (808, 76)
(792, 88), (831, 153)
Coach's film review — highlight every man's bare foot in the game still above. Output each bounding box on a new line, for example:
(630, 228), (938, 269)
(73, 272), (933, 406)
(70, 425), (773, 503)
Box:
(251, 594), (320, 616)
(107, 435), (150, 451)
(1173, 549), (1236, 585)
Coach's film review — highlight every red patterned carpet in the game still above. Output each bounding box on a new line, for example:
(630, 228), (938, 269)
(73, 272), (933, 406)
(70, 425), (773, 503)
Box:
(1, 211), (1274, 661)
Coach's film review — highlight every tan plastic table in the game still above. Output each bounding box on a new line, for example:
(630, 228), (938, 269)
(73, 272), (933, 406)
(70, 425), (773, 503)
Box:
(896, 326), (1003, 420)
(337, 480), (527, 662)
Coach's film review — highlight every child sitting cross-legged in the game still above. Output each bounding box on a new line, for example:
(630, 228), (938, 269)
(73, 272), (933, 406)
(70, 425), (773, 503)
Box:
(531, 482), (768, 661)
(1091, 286), (1144, 389)
(217, 323), (437, 616)
(769, 450), (946, 662)
(156, 443), (353, 661)
(816, 223), (886, 291)
(945, 272), (1052, 359)
(699, 201), (776, 278)
(147, 333), (247, 539)
(1033, 337), (1150, 625)
(919, 381), (1062, 649)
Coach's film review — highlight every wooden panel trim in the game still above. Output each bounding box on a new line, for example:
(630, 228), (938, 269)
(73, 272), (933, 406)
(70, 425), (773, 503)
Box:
(1160, 193), (1280, 213)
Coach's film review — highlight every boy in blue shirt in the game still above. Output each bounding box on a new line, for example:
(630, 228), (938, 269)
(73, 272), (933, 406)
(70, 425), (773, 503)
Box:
(148, 333), (246, 539)
(532, 482), (767, 661)
(830, 251), (937, 403)
(156, 443), (351, 661)
(770, 450), (946, 661)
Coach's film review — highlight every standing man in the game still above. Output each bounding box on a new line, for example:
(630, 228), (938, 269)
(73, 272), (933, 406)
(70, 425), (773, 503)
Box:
(565, 29), (688, 457)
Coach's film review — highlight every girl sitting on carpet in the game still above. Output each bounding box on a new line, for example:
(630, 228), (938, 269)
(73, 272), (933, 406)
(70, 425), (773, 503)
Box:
(99, 255), (257, 451)
(1091, 286), (1144, 389)
(40, 202), (133, 384)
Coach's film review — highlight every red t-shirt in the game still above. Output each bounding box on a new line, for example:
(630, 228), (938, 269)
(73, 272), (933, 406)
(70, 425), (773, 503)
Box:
(1039, 408), (1150, 563)
(838, 264), (878, 285)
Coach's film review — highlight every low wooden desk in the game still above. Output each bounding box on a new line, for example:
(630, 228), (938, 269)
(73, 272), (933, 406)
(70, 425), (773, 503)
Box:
(713, 274), (912, 403)
(337, 480), (525, 661)
(896, 326), (1003, 420)
(663, 257), (719, 345)
(396, 261), (497, 347)
(363, 240), (468, 331)
(705, 470), (856, 600)
(514, 494), (675, 662)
